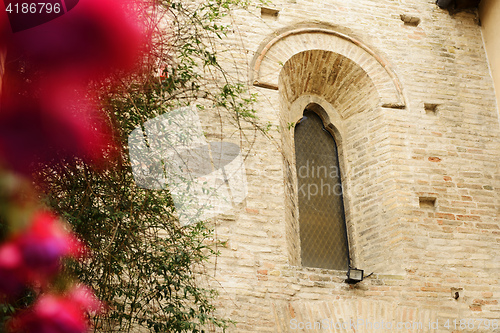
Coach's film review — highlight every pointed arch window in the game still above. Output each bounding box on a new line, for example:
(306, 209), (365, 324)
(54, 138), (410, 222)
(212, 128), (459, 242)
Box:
(294, 109), (349, 270)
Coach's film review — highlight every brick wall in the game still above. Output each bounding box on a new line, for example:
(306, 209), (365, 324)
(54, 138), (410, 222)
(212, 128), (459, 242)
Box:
(203, 0), (500, 331)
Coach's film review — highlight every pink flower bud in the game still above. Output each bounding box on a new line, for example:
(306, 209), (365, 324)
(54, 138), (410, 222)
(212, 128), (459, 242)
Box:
(0, 211), (85, 296)
(18, 212), (82, 275)
(8, 285), (102, 333)
(0, 243), (26, 297)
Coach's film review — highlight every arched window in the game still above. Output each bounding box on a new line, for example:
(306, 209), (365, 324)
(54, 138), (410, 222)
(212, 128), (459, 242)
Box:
(294, 109), (349, 270)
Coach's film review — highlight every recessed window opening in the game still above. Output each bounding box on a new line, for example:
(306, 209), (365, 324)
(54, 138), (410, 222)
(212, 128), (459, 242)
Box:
(294, 108), (349, 270)
(419, 196), (436, 209)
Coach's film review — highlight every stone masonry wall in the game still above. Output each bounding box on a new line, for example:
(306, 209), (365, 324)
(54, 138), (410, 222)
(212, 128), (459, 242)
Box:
(201, 0), (500, 332)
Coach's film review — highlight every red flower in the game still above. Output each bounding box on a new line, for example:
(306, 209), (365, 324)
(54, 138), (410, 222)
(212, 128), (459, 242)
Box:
(0, 0), (147, 173)
(8, 285), (102, 333)
(18, 211), (82, 272)
(0, 83), (116, 175)
(0, 0), (147, 80)
(0, 243), (27, 297)
(0, 211), (84, 296)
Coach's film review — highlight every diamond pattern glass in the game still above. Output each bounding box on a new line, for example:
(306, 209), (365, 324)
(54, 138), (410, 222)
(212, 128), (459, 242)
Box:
(294, 110), (349, 270)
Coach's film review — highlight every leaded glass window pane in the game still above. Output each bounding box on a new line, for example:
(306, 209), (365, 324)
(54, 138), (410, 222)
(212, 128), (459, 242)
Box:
(294, 110), (349, 270)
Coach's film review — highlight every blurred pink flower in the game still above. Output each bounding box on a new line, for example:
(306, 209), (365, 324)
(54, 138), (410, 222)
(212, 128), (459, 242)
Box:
(0, 211), (84, 296)
(0, 83), (116, 175)
(0, 0), (144, 329)
(8, 285), (102, 333)
(18, 211), (82, 271)
(67, 285), (102, 313)
(0, 0), (147, 173)
(0, 243), (27, 297)
(0, 0), (147, 80)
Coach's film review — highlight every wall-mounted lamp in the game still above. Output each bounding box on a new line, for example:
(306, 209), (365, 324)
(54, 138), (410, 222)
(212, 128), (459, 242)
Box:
(346, 267), (364, 284)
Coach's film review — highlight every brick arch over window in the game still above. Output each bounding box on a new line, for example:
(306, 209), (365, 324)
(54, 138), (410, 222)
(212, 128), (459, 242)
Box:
(250, 24), (406, 108)
(281, 50), (379, 119)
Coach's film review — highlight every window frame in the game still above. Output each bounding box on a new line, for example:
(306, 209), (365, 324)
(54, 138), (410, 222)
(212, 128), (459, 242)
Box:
(282, 96), (356, 272)
(294, 108), (350, 270)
